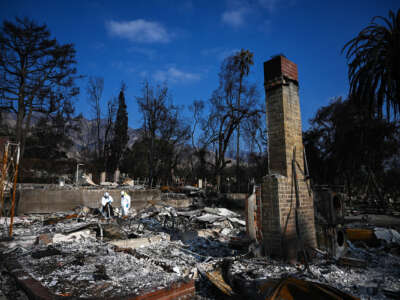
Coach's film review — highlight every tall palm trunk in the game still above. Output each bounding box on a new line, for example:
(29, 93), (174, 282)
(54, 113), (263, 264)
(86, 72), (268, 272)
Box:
(236, 73), (244, 191)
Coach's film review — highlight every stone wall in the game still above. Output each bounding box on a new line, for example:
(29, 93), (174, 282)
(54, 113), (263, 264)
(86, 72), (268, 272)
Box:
(17, 188), (162, 214)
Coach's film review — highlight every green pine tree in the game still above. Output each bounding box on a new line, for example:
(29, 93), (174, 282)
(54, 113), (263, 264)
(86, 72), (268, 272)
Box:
(111, 83), (129, 170)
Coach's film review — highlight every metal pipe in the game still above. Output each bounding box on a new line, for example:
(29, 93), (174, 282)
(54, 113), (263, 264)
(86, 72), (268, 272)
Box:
(0, 142), (9, 218)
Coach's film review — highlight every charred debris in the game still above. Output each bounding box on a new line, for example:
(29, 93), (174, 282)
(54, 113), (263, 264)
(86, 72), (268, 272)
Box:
(0, 184), (399, 300)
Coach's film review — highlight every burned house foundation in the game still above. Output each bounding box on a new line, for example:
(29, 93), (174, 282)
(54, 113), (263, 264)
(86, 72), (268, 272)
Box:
(14, 186), (192, 215)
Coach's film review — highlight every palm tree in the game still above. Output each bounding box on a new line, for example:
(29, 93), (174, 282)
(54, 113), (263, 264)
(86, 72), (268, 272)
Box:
(342, 9), (400, 119)
(233, 49), (254, 188)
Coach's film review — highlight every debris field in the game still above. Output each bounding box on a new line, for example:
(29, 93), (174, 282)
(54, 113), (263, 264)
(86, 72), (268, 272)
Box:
(1, 202), (400, 300)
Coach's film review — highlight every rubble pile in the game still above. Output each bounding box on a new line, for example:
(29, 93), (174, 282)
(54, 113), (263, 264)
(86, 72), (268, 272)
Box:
(0, 204), (247, 298)
(219, 249), (400, 299)
(0, 203), (399, 299)
(17, 239), (184, 298)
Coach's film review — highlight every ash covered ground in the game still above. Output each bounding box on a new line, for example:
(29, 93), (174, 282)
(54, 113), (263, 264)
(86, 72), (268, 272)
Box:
(0, 202), (400, 299)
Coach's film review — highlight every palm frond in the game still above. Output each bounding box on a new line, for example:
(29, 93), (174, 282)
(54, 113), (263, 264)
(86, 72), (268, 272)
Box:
(343, 9), (400, 119)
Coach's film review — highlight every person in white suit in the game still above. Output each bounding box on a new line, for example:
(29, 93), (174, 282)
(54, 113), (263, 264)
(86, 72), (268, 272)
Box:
(120, 191), (131, 217)
(100, 192), (113, 218)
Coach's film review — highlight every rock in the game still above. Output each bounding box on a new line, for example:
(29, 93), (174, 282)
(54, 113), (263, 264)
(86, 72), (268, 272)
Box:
(53, 229), (95, 244)
(36, 234), (52, 246)
(82, 174), (97, 186)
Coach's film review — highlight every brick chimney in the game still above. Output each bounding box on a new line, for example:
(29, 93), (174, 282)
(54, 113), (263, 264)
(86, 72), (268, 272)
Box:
(264, 55), (303, 179)
(254, 56), (316, 260)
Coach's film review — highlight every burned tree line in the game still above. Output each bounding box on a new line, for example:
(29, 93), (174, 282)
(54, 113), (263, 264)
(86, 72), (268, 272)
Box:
(0, 16), (266, 187)
(181, 54), (265, 191)
(83, 77), (128, 174)
(120, 65), (266, 190)
(304, 97), (400, 205)
(78, 50), (266, 189)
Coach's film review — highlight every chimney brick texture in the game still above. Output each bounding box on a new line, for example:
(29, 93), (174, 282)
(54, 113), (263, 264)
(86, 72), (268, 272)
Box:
(264, 55), (298, 83)
(264, 56), (303, 179)
(258, 56), (316, 260)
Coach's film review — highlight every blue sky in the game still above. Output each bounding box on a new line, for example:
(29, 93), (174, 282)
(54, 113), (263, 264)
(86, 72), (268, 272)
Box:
(1, 0), (398, 130)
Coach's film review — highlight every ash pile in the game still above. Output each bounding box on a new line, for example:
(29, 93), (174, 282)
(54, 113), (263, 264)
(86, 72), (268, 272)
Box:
(0, 203), (248, 299)
(0, 202), (400, 300)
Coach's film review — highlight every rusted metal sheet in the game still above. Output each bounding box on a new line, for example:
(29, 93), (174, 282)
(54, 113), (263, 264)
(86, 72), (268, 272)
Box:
(203, 269), (234, 296)
(258, 277), (360, 300)
(345, 228), (375, 242)
(198, 266), (234, 296)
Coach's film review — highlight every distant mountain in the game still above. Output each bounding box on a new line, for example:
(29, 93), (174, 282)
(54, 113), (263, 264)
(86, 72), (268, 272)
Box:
(0, 112), (141, 160)
(64, 116), (141, 159)
(1, 112), (237, 166)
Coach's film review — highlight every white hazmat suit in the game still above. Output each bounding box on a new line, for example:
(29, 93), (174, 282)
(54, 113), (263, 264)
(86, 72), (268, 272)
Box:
(100, 192), (113, 218)
(120, 191), (131, 217)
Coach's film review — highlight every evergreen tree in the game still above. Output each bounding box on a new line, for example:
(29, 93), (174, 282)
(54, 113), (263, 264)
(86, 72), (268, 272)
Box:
(111, 83), (129, 170)
(0, 17), (79, 159)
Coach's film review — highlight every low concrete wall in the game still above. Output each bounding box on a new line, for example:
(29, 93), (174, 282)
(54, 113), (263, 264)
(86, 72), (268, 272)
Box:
(17, 188), (161, 214)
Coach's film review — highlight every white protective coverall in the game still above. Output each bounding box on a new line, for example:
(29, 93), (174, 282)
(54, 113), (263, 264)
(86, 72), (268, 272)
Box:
(100, 192), (113, 218)
(120, 191), (131, 216)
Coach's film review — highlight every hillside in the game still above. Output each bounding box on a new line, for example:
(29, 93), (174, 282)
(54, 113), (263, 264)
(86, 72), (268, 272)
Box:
(0, 112), (140, 160)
